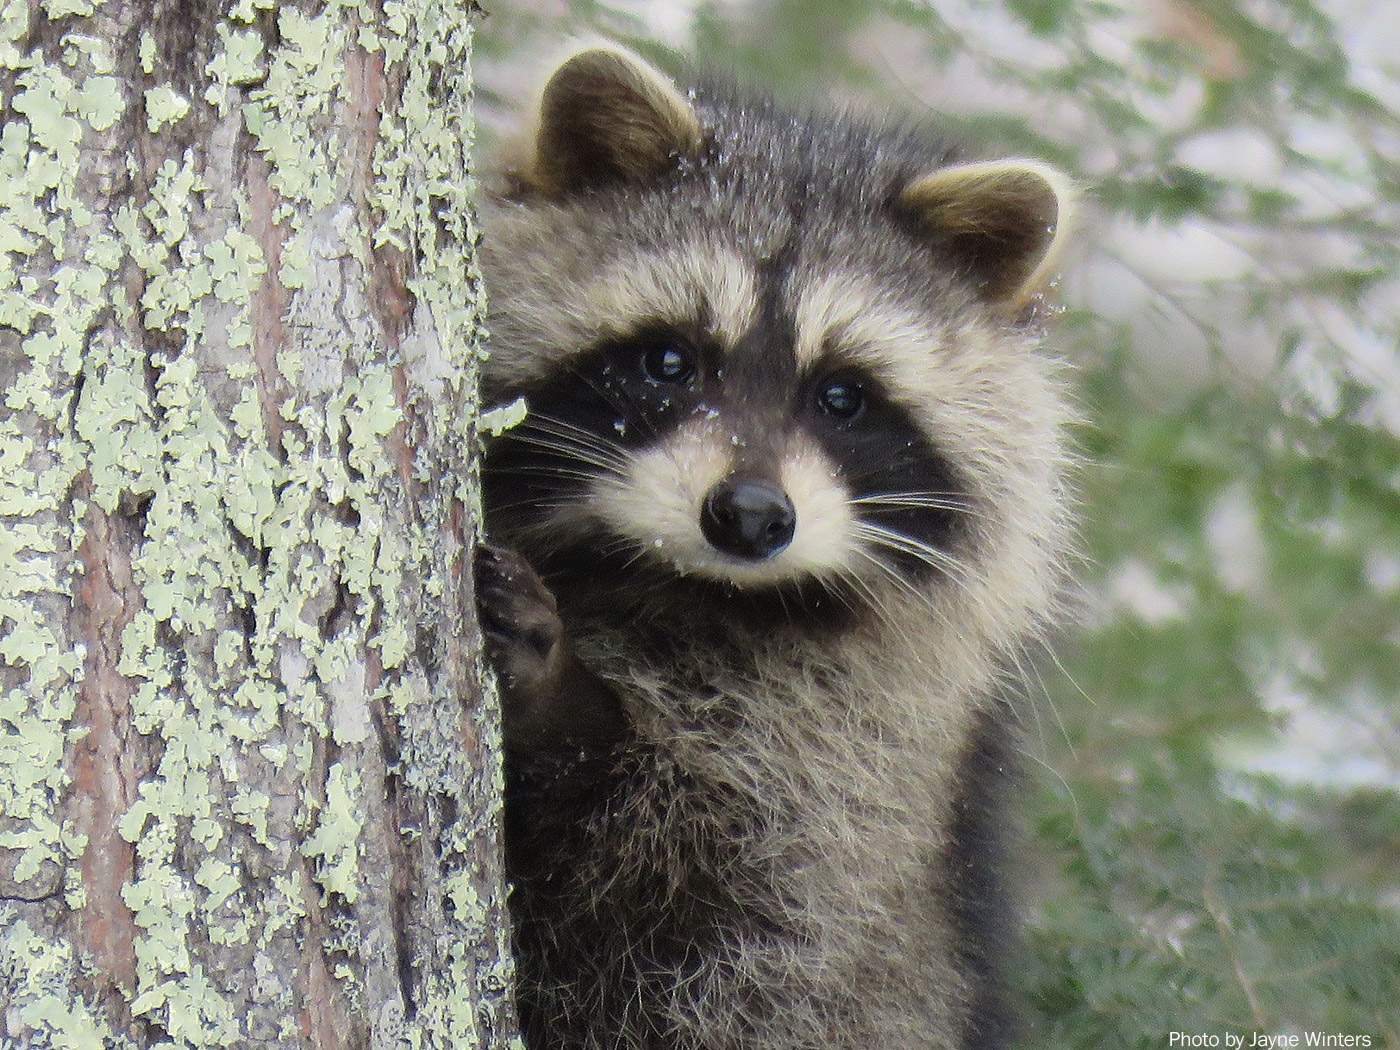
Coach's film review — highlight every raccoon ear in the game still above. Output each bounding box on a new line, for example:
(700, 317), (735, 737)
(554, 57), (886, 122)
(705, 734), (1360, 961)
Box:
(899, 159), (1074, 310)
(528, 43), (704, 196)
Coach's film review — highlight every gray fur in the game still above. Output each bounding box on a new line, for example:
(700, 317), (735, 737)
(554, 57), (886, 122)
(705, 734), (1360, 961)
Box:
(478, 44), (1075, 1050)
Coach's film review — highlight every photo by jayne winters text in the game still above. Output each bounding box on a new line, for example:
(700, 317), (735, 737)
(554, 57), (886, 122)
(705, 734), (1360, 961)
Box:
(1170, 1033), (1373, 1047)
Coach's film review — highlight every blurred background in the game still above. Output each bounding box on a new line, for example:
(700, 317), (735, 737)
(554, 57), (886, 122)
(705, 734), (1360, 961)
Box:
(473, 1), (1400, 1043)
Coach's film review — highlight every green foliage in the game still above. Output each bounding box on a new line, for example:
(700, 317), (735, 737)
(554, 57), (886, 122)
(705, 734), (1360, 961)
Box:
(479, 0), (1399, 1040)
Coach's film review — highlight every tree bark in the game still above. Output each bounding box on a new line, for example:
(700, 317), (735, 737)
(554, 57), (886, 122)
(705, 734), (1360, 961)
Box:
(0, 1), (516, 1045)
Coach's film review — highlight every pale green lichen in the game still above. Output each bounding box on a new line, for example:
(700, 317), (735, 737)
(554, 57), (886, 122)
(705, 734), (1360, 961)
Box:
(300, 762), (362, 903)
(71, 74), (124, 130)
(142, 84), (190, 132)
(42, 0), (100, 17)
(0, 4), (108, 1029)
(480, 396), (528, 437)
(205, 24), (265, 106)
(0, 916), (115, 1046)
(3, 0), (505, 1043)
(240, 6), (347, 292)
(373, 6), (519, 1044)
(138, 30), (156, 75)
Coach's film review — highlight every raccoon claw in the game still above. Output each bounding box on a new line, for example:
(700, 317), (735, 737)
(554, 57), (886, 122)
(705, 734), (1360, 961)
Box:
(476, 543), (628, 754)
(475, 543), (566, 690)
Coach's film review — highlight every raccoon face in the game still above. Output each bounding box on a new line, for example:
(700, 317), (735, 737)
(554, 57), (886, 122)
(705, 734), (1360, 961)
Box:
(481, 44), (1074, 610)
(482, 280), (970, 590)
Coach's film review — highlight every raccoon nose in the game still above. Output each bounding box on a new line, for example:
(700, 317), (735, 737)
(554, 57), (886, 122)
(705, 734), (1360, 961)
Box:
(700, 477), (797, 560)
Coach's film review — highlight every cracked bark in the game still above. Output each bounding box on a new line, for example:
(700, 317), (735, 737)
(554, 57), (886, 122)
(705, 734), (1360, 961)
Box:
(0, 1), (515, 1045)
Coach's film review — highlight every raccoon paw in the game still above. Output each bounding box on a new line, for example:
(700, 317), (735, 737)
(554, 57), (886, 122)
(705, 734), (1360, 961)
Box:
(475, 543), (628, 754)
(475, 543), (566, 700)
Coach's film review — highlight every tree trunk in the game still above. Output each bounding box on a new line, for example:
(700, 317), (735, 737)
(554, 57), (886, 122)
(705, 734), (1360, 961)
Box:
(0, 1), (516, 1045)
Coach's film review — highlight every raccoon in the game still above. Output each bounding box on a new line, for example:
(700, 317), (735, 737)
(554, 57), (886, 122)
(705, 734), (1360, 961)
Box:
(475, 42), (1075, 1050)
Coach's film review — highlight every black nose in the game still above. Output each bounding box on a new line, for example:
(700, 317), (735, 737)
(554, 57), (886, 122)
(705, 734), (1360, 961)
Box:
(700, 477), (797, 561)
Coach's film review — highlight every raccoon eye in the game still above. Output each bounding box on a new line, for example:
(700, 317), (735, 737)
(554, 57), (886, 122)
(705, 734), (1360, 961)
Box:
(815, 377), (865, 420)
(641, 340), (697, 384)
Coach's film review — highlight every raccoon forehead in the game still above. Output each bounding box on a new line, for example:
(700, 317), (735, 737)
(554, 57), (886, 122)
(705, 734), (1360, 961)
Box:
(792, 271), (950, 372)
(589, 243), (757, 344)
(486, 235), (759, 384)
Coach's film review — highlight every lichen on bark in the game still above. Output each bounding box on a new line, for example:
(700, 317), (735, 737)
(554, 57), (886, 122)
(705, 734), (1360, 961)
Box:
(0, 0), (513, 1045)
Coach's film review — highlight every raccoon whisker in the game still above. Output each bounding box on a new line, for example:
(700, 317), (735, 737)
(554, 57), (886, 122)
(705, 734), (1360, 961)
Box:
(843, 553), (948, 651)
(853, 543), (972, 651)
(496, 462), (613, 484)
(485, 491), (593, 518)
(520, 412), (609, 439)
(841, 551), (922, 625)
(850, 522), (975, 589)
(866, 563), (966, 659)
(851, 492), (985, 521)
(870, 532), (974, 588)
(507, 418), (630, 466)
(614, 552), (652, 577)
(818, 569), (864, 619)
(1023, 648), (1075, 755)
(497, 440), (622, 477)
(852, 490), (970, 505)
(996, 642), (1079, 804)
(502, 427), (630, 475)
(519, 413), (633, 465)
(834, 561), (898, 624)
(1002, 645), (1086, 819)
(606, 539), (652, 570)
(773, 586), (794, 622)
(564, 366), (665, 446)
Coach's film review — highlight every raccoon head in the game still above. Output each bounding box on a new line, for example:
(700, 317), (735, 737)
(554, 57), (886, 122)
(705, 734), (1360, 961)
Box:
(481, 43), (1075, 633)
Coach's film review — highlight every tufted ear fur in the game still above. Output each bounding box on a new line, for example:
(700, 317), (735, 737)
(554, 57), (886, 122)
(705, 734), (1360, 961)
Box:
(899, 159), (1074, 311)
(523, 43), (704, 197)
